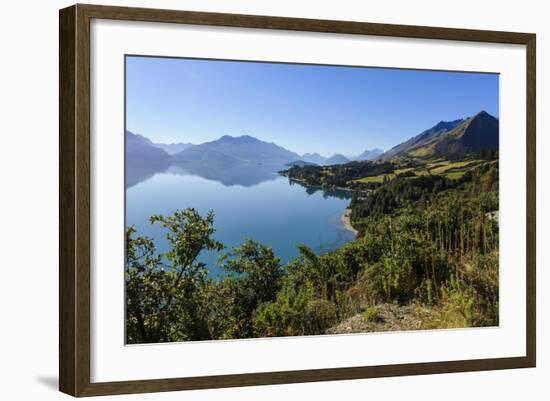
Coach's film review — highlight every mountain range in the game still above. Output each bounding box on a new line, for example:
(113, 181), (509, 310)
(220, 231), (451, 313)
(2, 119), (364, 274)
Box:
(171, 135), (301, 164)
(300, 149), (383, 165)
(126, 111), (498, 169)
(126, 131), (382, 167)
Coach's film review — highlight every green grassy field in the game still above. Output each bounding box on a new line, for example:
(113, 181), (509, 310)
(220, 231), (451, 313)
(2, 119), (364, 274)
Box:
(353, 173), (395, 184)
(351, 159), (484, 184)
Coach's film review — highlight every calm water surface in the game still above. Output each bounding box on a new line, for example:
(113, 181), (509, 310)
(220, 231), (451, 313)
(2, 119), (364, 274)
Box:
(126, 162), (354, 276)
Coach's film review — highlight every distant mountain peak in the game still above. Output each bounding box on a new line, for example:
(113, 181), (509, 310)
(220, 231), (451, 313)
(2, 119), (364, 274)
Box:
(173, 134), (300, 164)
(219, 134), (241, 141)
(219, 134), (257, 141)
(324, 153), (351, 165)
(453, 110), (499, 153)
(355, 148), (384, 161)
(301, 152), (328, 165)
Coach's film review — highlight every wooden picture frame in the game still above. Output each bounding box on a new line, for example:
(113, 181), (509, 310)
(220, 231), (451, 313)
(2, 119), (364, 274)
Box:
(59, 3), (536, 397)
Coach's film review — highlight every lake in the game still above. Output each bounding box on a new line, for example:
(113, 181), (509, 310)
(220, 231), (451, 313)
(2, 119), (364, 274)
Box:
(126, 161), (355, 276)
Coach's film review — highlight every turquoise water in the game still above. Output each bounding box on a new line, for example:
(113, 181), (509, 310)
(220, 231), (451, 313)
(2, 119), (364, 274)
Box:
(126, 162), (354, 276)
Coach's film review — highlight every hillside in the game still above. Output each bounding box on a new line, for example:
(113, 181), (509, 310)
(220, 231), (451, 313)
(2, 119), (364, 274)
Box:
(382, 119), (463, 159)
(327, 303), (454, 334)
(381, 111), (498, 159)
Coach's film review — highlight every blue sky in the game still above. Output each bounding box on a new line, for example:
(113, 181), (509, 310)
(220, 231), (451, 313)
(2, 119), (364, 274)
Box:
(126, 56), (499, 156)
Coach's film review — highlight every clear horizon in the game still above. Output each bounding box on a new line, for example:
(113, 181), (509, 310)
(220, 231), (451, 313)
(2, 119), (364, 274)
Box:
(126, 56), (499, 156)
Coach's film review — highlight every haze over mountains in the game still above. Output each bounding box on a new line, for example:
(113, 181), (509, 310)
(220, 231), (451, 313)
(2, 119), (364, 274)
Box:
(153, 142), (194, 155)
(300, 149), (383, 164)
(300, 153), (327, 165)
(126, 110), (499, 172)
(126, 131), (383, 167)
(355, 148), (384, 161)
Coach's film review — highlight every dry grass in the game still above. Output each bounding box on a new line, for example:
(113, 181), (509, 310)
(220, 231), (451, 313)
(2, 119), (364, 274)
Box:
(326, 303), (466, 334)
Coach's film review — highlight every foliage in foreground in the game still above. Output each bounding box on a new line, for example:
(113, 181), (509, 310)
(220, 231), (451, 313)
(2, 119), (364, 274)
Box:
(126, 159), (499, 344)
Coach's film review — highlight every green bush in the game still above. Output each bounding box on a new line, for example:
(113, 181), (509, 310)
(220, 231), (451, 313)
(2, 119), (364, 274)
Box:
(438, 252), (499, 328)
(361, 308), (383, 323)
(304, 299), (338, 335)
(253, 279), (315, 338)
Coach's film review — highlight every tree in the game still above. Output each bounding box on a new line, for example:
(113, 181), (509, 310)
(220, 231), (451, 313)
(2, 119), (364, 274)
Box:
(218, 239), (284, 338)
(125, 225), (163, 343)
(125, 208), (223, 344)
(296, 244), (336, 301)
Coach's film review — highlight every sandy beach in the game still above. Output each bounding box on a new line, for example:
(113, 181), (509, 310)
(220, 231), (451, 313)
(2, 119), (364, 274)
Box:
(340, 208), (358, 236)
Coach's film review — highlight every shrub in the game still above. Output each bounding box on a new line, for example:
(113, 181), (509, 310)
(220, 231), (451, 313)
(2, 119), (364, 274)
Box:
(253, 279), (315, 338)
(304, 299), (338, 335)
(335, 287), (364, 319)
(438, 253), (499, 328)
(361, 308), (383, 323)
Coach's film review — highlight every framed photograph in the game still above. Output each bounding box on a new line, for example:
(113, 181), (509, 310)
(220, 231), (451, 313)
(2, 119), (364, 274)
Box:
(59, 4), (536, 397)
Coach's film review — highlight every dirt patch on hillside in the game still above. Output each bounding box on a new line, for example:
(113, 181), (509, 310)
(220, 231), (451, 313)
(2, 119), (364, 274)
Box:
(326, 303), (457, 334)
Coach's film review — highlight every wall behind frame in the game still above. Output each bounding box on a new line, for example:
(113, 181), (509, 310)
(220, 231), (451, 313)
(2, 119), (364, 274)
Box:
(0, 0), (546, 400)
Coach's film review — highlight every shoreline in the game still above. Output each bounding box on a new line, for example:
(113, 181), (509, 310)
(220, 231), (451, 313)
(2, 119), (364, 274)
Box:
(286, 176), (354, 192)
(340, 208), (358, 236)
